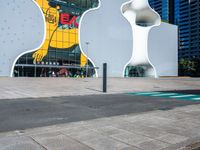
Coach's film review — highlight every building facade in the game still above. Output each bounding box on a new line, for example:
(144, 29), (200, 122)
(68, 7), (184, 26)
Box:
(80, 0), (178, 77)
(149, 0), (200, 60)
(0, 0), (178, 77)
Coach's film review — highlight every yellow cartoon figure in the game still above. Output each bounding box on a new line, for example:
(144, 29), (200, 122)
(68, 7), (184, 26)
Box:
(33, 0), (86, 65)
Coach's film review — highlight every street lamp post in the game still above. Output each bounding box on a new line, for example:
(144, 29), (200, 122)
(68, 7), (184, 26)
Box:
(85, 42), (90, 77)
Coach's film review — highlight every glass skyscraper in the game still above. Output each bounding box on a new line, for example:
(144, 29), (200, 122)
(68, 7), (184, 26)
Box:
(149, 0), (200, 60)
(148, 0), (170, 22)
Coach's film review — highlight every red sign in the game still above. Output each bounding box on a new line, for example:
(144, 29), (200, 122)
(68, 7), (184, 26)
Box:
(60, 13), (78, 27)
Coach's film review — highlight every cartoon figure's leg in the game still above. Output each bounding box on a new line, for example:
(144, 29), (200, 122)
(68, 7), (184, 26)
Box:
(32, 5), (59, 62)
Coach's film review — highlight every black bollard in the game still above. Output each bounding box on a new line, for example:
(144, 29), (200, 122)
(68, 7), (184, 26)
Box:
(103, 63), (107, 93)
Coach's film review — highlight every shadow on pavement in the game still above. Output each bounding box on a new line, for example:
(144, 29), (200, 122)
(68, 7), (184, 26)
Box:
(0, 94), (199, 132)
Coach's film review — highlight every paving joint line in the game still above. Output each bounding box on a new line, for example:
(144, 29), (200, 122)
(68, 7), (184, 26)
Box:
(59, 131), (96, 150)
(90, 118), (174, 149)
(80, 123), (144, 150)
(28, 136), (48, 150)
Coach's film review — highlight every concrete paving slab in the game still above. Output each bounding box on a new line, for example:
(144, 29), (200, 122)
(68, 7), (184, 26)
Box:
(156, 125), (188, 138)
(64, 129), (129, 150)
(90, 126), (129, 137)
(0, 136), (44, 150)
(123, 114), (176, 127)
(23, 125), (61, 136)
(156, 110), (196, 120)
(111, 132), (152, 147)
(120, 146), (141, 150)
(180, 127), (200, 138)
(61, 126), (93, 138)
(138, 139), (170, 150)
(32, 132), (93, 150)
(157, 133), (189, 144)
(171, 120), (200, 130)
(128, 125), (168, 139)
(111, 120), (168, 139)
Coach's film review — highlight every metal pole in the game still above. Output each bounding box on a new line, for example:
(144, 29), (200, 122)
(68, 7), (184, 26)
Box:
(34, 63), (36, 77)
(85, 42), (90, 77)
(103, 63), (107, 93)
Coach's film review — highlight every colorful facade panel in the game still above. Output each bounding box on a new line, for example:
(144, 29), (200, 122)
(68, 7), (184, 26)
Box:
(33, 0), (83, 64)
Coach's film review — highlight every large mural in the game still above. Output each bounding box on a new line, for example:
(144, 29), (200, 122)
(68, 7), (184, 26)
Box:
(33, 0), (87, 66)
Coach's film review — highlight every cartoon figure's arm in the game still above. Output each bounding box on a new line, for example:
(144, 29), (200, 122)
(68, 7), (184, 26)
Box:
(32, 6), (59, 62)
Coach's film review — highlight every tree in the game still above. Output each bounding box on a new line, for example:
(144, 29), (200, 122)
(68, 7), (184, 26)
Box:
(179, 58), (196, 76)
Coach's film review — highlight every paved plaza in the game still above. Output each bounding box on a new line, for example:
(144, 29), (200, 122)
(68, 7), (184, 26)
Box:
(0, 77), (200, 99)
(0, 77), (200, 150)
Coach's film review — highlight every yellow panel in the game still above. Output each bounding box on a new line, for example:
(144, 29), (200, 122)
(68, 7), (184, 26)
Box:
(50, 28), (79, 48)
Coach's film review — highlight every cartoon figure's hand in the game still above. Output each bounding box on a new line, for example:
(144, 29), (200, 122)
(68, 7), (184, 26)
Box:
(32, 49), (47, 62)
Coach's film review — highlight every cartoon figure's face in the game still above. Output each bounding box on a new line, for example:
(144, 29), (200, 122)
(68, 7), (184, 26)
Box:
(45, 7), (59, 26)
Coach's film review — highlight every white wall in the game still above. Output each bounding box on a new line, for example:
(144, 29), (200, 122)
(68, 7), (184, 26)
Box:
(148, 23), (178, 77)
(0, 0), (45, 77)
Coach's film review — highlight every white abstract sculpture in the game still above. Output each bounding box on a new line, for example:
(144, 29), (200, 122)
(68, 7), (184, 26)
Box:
(123, 0), (161, 77)
(0, 0), (45, 77)
(123, 0), (178, 77)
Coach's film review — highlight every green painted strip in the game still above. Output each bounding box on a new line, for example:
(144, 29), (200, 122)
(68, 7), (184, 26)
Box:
(151, 93), (177, 96)
(192, 97), (200, 100)
(126, 92), (200, 102)
(134, 92), (161, 95)
(170, 94), (196, 98)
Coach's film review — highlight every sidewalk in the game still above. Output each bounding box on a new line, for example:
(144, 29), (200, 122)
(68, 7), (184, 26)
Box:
(0, 77), (200, 150)
(0, 104), (200, 150)
(0, 77), (199, 99)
